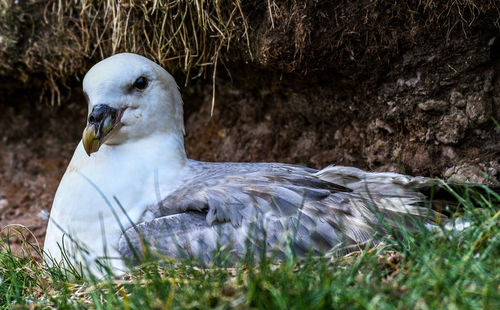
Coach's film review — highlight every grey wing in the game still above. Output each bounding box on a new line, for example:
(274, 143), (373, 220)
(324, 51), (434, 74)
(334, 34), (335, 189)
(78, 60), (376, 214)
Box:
(118, 162), (441, 264)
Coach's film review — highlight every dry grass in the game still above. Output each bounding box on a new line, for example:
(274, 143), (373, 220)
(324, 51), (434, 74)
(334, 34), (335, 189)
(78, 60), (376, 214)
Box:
(0, 0), (499, 105)
(0, 0), (250, 105)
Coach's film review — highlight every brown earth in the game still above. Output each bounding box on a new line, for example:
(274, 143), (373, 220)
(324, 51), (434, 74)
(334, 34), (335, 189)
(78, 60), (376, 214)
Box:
(1, 1), (499, 253)
(0, 89), (86, 254)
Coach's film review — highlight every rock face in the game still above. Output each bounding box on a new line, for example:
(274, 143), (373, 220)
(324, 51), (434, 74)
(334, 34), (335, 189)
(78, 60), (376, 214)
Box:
(466, 93), (492, 125)
(418, 100), (448, 112)
(435, 109), (469, 145)
(0, 1), (499, 250)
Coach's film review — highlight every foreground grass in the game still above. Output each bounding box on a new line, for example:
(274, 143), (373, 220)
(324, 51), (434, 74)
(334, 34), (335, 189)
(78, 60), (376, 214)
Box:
(1, 187), (499, 309)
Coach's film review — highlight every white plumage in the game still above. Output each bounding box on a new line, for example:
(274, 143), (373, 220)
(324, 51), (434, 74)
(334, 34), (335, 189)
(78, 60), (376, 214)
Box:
(44, 53), (443, 276)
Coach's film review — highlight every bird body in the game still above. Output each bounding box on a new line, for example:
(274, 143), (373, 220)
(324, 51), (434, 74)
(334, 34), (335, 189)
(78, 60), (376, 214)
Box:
(44, 53), (443, 276)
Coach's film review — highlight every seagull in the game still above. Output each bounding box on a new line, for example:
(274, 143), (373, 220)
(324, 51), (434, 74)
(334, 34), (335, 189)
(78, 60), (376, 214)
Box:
(44, 53), (449, 275)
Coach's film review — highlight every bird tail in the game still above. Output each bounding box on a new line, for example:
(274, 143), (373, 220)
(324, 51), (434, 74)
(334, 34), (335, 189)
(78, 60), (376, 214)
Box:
(316, 165), (498, 204)
(315, 165), (499, 229)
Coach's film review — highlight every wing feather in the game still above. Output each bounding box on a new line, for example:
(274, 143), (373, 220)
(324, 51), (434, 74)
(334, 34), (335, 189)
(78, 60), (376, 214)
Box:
(119, 161), (442, 264)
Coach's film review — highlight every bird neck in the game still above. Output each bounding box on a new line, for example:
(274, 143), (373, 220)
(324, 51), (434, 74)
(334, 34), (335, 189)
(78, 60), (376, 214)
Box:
(96, 131), (188, 168)
(137, 131), (187, 163)
(159, 131), (188, 163)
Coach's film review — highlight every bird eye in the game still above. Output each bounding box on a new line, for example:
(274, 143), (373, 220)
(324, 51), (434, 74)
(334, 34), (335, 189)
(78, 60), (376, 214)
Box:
(133, 76), (148, 90)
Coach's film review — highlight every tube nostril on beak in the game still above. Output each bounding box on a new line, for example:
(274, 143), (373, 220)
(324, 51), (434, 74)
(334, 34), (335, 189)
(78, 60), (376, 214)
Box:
(88, 104), (117, 125)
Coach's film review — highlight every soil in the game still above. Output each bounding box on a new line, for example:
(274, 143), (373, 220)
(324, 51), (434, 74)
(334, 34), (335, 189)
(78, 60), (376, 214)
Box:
(0, 89), (86, 254)
(1, 1), (499, 254)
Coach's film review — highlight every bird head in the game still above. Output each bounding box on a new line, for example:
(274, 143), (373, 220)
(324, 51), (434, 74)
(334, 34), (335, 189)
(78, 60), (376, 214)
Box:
(81, 53), (185, 156)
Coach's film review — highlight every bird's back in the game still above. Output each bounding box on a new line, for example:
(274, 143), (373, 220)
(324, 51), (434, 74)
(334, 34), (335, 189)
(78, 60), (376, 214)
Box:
(118, 161), (441, 264)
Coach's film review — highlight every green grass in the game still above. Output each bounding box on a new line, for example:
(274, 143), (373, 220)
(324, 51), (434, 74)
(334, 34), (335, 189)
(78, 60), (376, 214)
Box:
(1, 187), (499, 309)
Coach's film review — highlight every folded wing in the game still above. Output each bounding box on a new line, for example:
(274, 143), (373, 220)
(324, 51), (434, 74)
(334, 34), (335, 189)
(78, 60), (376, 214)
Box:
(118, 162), (441, 264)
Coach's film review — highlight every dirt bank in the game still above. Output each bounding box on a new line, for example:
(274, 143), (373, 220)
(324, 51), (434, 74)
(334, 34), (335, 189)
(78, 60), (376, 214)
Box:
(1, 0), (499, 251)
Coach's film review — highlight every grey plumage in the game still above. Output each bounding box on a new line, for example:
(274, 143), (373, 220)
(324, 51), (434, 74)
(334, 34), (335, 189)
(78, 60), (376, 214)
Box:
(118, 161), (443, 264)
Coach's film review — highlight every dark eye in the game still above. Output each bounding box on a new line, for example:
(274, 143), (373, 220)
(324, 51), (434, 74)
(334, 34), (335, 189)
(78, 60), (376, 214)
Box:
(133, 76), (148, 90)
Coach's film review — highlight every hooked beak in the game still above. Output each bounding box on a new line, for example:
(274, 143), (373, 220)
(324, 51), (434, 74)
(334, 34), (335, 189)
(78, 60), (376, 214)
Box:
(82, 104), (125, 156)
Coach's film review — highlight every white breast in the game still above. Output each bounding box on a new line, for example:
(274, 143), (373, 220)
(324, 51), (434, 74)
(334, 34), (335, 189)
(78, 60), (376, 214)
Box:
(44, 135), (185, 275)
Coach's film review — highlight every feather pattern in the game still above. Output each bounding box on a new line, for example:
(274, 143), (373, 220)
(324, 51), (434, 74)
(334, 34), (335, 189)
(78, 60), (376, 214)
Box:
(118, 161), (442, 263)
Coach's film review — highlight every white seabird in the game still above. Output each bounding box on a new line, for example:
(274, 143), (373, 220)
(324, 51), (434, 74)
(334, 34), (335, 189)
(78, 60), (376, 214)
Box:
(44, 53), (446, 275)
